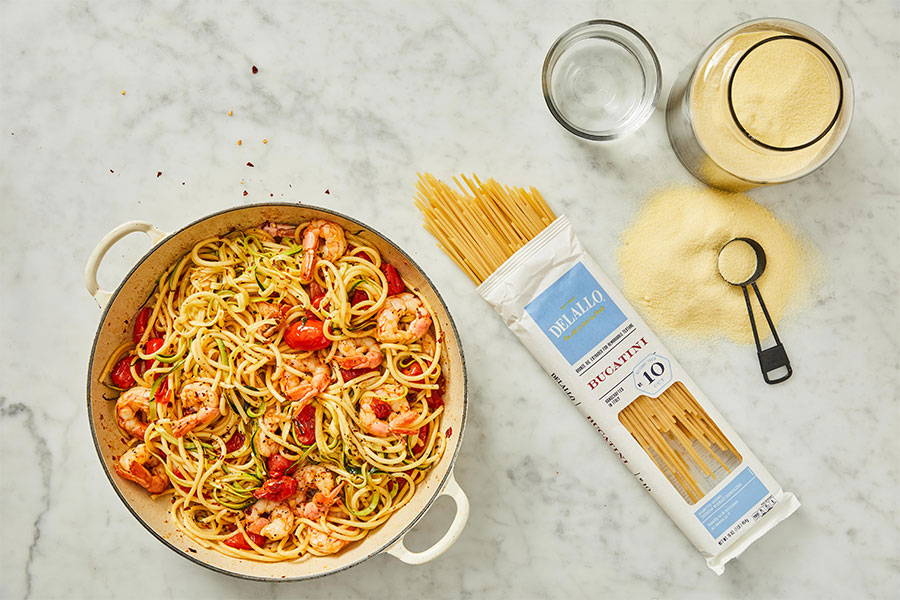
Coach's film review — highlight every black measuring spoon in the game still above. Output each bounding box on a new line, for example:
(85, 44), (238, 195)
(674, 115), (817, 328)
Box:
(718, 238), (792, 384)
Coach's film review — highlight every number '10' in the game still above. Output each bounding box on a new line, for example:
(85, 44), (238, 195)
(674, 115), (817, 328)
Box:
(642, 361), (666, 384)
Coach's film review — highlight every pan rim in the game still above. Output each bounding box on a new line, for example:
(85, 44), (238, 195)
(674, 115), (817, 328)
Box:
(85, 202), (468, 581)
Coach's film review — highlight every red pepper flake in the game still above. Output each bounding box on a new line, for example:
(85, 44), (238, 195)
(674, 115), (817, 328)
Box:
(243, 190), (248, 196)
(156, 171), (162, 177)
(246, 162), (254, 167)
(446, 427), (453, 438)
(109, 169), (114, 173)
(269, 193), (274, 197)
(181, 182), (185, 185)
(324, 189), (330, 194)
(251, 65), (259, 74)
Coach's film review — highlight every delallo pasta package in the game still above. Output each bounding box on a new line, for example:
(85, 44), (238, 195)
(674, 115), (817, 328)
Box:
(478, 215), (800, 574)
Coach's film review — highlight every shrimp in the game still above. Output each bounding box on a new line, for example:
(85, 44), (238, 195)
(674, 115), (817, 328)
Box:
(254, 405), (289, 458)
(300, 219), (347, 282)
(291, 465), (344, 520)
(247, 499), (294, 541)
(171, 382), (220, 438)
(308, 529), (347, 555)
(359, 381), (419, 437)
(116, 386), (152, 440)
(114, 443), (168, 494)
(259, 221), (298, 240)
(333, 337), (383, 370)
(419, 331), (436, 356)
(279, 355), (331, 406)
(257, 301), (286, 338)
(375, 293), (432, 345)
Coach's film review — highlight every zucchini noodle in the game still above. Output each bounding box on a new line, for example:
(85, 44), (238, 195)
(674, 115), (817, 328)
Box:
(102, 220), (448, 561)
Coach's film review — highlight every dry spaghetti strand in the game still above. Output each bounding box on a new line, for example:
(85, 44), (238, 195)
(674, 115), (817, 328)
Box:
(414, 173), (556, 284)
(619, 382), (742, 504)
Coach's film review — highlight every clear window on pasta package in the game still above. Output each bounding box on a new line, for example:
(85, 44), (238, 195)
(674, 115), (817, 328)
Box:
(618, 382), (742, 504)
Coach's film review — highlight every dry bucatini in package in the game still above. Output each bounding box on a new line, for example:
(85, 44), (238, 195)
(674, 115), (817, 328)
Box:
(479, 215), (800, 574)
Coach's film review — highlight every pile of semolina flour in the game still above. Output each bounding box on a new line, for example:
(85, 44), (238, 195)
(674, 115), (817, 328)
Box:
(617, 186), (814, 343)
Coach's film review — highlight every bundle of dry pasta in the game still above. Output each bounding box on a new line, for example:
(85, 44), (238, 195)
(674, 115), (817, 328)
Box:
(415, 173), (800, 574)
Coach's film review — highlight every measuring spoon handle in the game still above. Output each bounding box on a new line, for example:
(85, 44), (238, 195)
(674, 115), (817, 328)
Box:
(742, 283), (793, 384)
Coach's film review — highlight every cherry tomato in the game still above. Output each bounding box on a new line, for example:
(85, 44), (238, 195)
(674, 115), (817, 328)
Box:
(372, 399), (391, 420)
(138, 338), (166, 377)
(144, 337), (165, 354)
(401, 362), (423, 378)
(416, 424), (429, 454)
(294, 404), (316, 446)
(223, 531), (268, 550)
(340, 367), (377, 381)
(111, 356), (136, 389)
(224, 431), (244, 453)
(284, 319), (331, 351)
(381, 263), (406, 295)
(267, 454), (293, 477)
(356, 249), (376, 263)
(309, 282), (326, 309)
(132, 307), (152, 344)
(171, 467), (192, 494)
(252, 475), (298, 502)
(350, 289), (368, 306)
(426, 376), (444, 410)
(155, 378), (171, 404)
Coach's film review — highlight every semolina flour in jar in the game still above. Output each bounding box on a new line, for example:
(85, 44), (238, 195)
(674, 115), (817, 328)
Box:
(617, 186), (814, 343)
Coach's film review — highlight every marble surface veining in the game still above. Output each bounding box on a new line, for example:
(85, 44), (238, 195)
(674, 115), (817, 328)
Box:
(1, 1), (899, 599)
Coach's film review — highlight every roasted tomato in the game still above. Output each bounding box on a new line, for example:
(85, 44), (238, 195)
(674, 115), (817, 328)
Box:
(144, 337), (165, 354)
(267, 453), (294, 477)
(356, 249), (376, 264)
(223, 531), (268, 550)
(154, 378), (172, 404)
(416, 424), (429, 453)
(224, 431), (245, 453)
(309, 282), (326, 309)
(350, 289), (368, 306)
(340, 367), (377, 382)
(284, 319), (330, 351)
(426, 376), (445, 410)
(293, 404), (316, 446)
(252, 475), (298, 502)
(132, 307), (152, 344)
(400, 362), (423, 378)
(110, 356), (136, 389)
(137, 337), (166, 377)
(381, 263), (406, 295)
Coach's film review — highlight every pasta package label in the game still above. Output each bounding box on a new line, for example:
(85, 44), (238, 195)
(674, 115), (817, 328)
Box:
(525, 262), (627, 364)
(479, 216), (800, 574)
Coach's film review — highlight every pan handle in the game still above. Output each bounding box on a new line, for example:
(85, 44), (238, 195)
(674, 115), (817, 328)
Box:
(385, 471), (469, 565)
(84, 221), (167, 309)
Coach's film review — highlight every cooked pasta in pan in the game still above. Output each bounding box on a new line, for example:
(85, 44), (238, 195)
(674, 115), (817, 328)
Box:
(101, 219), (449, 561)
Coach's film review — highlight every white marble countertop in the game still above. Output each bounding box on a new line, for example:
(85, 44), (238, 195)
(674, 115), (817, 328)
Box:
(2, 1), (898, 598)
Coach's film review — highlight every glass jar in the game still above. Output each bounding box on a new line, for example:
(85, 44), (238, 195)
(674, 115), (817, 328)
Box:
(666, 18), (853, 191)
(542, 20), (661, 141)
